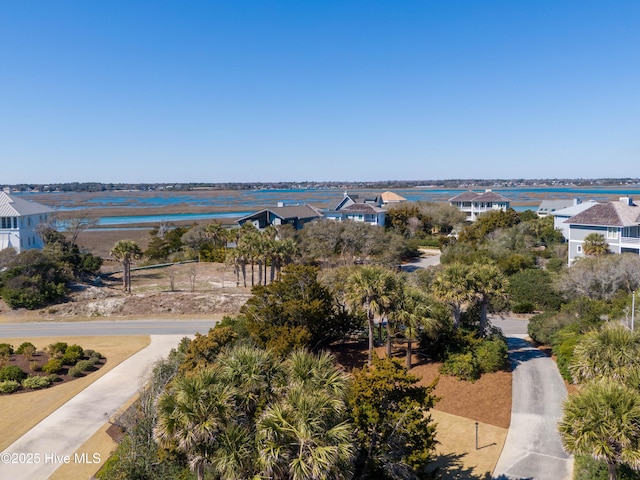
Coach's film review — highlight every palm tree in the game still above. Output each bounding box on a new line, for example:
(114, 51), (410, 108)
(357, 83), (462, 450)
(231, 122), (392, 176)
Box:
(559, 378), (640, 480)
(470, 263), (508, 336)
(570, 322), (640, 384)
(257, 349), (354, 480)
(346, 266), (395, 366)
(153, 369), (235, 480)
(431, 262), (474, 329)
(110, 240), (142, 293)
(396, 287), (439, 369)
(583, 233), (609, 256)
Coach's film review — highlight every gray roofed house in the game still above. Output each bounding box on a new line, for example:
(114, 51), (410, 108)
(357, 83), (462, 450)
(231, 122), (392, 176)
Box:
(564, 196), (640, 265)
(550, 199), (599, 239)
(236, 203), (324, 230)
(0, 191), (55, 253)
(324, 192), (386, 226)
(537, 198), (581, 217)
(448, 189), (511, 222)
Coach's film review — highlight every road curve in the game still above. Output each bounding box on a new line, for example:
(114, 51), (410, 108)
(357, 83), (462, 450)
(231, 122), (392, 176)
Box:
(493, 337), (573, 480)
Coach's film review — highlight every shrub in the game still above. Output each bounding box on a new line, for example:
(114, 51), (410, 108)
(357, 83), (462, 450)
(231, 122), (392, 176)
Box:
(47, 342), (68, 358)
(0, 365), (27, 382)
(22, 376), (51, 389)
(512, 302), (535, 314)
(62, 345), (84, 365)
(90, 351), (103, 360)
(75, 359), (95, 372)
(17, 342), (37, 359)
(0, 380), (20, 394)
(15, 341), (35, 354)
(0, 343), (14, 355)
(68, 366), (84, 377)
(84, 349), (95, 358)
(42, 358), (64, 374)
(440, 352), (481, 382)
(528, 311), (577, 346)
(30, 360), (42, 372)
(475, 338), (509, 373)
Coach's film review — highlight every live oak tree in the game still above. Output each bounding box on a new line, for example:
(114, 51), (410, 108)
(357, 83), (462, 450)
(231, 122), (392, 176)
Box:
(349, 355), (439, 479)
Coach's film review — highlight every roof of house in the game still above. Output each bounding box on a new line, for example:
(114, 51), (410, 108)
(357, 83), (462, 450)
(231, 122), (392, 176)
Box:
(537, 199), (577, 214)
(333, 192), (382, 210)
(551, 200), (598, 218)
(341, 203), (386, 214)
(381, 191), (407, 202)
(564, 198), (640, 227)
(448, 190), (511, 203)
(0, 192), (55, 217)
(236, 204), (323, 222)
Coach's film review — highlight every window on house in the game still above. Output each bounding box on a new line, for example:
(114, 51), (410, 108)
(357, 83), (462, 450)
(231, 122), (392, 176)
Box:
(12, 217), (17, 228)
(607, 228), (618, 239)
(577, 244), (582, 253)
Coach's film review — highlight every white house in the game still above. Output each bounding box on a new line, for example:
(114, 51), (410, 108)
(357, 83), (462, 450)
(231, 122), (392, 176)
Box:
(448, 189), (511, 222)
(0, 192), (55, 253)
(564, 197), (640, 265)
(324, 192), (386, 226)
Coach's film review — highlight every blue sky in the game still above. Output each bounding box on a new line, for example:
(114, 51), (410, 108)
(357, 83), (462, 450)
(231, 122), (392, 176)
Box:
(2, 1), (639, 184)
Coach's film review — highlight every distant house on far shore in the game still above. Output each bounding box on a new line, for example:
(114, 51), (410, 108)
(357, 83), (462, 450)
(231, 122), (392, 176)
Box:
(0, 191), (54, 253)
(236, 203), (324, 230)
(448, 189), (511, 222)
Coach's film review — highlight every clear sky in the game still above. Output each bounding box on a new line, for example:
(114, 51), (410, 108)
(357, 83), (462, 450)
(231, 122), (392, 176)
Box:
(2, 1), (639, 184)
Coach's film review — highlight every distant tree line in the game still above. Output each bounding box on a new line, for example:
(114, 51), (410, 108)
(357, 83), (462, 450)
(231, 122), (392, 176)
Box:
(5, 177), (639, 193)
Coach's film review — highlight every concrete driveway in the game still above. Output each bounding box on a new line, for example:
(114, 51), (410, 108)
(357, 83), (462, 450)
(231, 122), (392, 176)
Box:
(493, 337), (573, 480)
(0, 335), (185, 480)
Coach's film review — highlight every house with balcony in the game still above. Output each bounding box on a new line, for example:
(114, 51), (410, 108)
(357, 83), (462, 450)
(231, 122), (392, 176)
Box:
(448, 189), (511, 222)
(564, 197), (640, 265)
(324, 192), (386, 226)
(0, 191), (55, 253)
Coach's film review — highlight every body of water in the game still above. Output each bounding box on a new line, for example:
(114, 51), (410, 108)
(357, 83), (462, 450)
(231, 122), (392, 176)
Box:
(16, 185), (640, 226)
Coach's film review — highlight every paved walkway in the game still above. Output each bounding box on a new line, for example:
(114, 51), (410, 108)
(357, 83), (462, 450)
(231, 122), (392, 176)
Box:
(493, 337), (573, 480)
(0, 335), (184, 480)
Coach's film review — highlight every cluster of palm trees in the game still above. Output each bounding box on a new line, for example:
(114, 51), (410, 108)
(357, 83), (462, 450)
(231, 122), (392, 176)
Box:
(559, 323), (640, 480)
(154, 346), (354, 480)
(343, 262), (508, 369)
(227, 224), (298, 287)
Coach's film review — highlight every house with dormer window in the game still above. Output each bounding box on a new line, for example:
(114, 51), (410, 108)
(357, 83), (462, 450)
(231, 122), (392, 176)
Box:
(564, 196), (640, 265)
(324, 192), (386, 226)
(0, 191), (54, 253)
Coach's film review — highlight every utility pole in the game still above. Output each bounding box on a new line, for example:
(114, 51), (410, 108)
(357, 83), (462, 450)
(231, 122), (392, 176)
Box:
(632, 290), (636, 332)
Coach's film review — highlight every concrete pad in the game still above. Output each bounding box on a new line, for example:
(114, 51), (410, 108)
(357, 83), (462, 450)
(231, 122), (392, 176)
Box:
(0, 335), (184, 480)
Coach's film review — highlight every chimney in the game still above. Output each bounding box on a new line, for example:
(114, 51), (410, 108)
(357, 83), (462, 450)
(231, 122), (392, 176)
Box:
(277, 201), (284, 207)
(620, 197), (633, 206)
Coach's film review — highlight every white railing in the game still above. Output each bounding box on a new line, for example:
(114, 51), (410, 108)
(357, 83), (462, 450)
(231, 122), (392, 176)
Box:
(621, 236), (640, 246)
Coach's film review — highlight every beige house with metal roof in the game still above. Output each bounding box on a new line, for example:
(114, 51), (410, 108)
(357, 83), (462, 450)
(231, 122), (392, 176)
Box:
(0, 192), (55, 253)
(564, 196), (640, 265)
(448, 189), (511, 221)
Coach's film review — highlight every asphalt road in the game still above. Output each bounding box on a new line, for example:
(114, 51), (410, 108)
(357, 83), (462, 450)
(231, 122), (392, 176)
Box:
(493, 337), (573, 480)
(0, 319), (219, 338)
